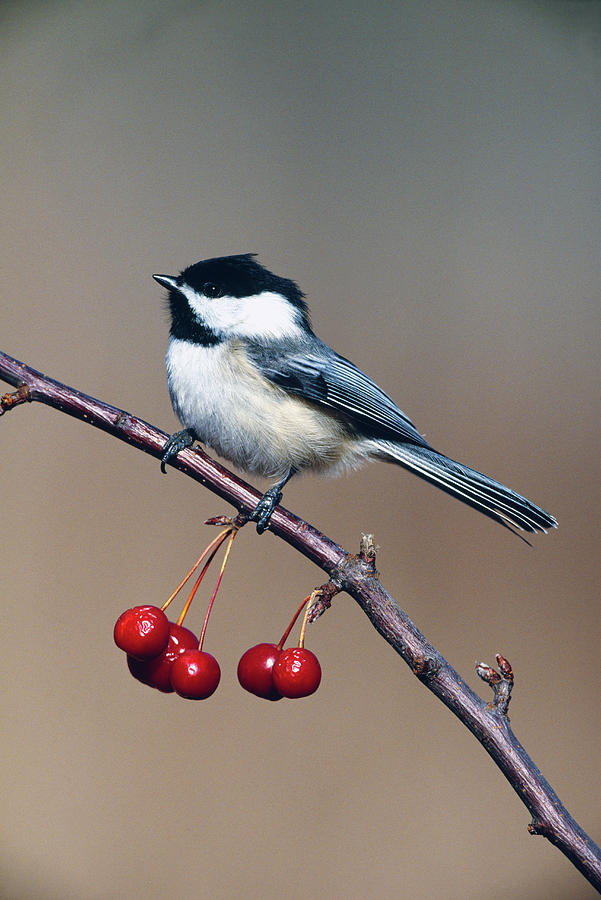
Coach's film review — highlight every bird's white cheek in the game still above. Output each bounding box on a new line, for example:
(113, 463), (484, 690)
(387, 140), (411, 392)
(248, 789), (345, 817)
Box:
(178, 284), (213, 327)
(178, 285), (302, 340)
(226, 292), (302, 340)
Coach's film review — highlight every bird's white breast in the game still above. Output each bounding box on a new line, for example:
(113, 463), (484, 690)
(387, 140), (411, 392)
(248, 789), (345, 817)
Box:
(165, 337), (359, 479)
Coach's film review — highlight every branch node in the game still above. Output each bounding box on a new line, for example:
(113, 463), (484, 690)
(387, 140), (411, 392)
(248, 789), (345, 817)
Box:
(528, 821), (550, 837)
(113, 410), (133, 430)
(204, 512), (249, 534)
(307, 580), (342, 623)
(475, 653), (514, 716)
(0, 383), (31, 416)
(359, 533), (378, 570)
(412, 654), (443, 681)
(496, 653), (514, 684)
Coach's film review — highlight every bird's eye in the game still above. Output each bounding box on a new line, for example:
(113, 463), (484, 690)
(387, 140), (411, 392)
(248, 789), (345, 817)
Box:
(202, 282), (222, 298)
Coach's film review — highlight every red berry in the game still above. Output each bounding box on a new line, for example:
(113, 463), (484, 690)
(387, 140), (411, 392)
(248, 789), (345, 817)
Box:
(127, 623), (197, 692)
(114, 605), (170, 659)
(170, 649), (221, 699)
(272, 647), (321, 698)
(237, 643), (283, 701)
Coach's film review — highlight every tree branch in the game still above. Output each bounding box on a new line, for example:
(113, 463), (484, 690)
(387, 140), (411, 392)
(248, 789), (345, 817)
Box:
(1, 348), (599, 892)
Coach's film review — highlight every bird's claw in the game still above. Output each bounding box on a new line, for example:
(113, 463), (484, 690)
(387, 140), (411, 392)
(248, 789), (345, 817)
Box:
(160, 428), (195, 473)
(248, 487), (283, 534)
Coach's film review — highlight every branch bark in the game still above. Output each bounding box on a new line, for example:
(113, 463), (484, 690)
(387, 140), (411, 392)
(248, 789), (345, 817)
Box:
(1, 348), (599, 893)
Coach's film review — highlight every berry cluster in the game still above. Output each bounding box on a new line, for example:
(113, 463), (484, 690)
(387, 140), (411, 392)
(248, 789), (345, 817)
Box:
(238, 644), (321, 701)
(115, 607), (220, 698)
(113, 521), (322, 701)
(237, 593), (322, 700)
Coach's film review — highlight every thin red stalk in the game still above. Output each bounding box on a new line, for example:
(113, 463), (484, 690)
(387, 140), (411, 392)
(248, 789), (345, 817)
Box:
(161, 528), (232, 614)
(298, 590), (319, 649)
(176, 534), (231, 628)
(198, 528), (238, 650)
(277, 596), (310, 650)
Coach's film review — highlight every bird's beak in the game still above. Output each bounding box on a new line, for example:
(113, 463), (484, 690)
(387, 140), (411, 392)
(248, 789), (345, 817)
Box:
(153, 274), (178, 290)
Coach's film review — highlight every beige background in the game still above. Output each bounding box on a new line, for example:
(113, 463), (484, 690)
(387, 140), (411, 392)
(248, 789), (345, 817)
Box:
(1, 2), (599, 898)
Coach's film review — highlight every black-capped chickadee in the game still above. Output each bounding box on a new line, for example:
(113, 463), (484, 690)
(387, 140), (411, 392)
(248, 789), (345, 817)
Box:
(153, 254), (556, 539)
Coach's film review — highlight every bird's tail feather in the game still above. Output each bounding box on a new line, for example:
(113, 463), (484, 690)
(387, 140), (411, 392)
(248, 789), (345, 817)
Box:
(378, 443), (557, 542)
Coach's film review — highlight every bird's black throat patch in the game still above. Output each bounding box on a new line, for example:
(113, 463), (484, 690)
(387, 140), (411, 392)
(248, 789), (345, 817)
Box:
(167, 288), (221, 346)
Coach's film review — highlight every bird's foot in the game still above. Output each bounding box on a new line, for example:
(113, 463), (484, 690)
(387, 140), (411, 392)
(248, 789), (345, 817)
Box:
(160, 428), (196, 473)
(248, 486), (283, 534)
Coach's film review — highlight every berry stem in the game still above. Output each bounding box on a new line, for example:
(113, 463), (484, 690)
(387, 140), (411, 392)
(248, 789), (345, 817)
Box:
(161, 528), (233, 613)
(277, 596), (310, 650)
(176, 532), (232, 627)
(298, 589), (320, 649)
(198, 527), (238, 651)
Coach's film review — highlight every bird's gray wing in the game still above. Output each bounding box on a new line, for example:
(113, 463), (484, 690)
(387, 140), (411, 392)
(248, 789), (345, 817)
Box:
(247, 342), (557, 538)
(248, 343), (431, 448)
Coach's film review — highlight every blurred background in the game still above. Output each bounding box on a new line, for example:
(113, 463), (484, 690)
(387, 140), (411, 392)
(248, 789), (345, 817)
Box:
(1, 2), (599, 898)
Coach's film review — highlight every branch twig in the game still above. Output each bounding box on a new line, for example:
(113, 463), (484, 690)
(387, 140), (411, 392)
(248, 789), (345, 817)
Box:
(1, 348), (599, 892)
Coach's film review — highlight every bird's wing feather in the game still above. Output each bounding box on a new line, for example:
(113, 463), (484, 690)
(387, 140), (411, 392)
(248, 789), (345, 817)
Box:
(248, 343), (431, 448)
(246, 341), (557, 538)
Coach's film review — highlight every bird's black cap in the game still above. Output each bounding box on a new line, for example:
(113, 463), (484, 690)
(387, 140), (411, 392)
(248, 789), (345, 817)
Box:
(155, 254), (312, 343)
(181, 254), (310, 321)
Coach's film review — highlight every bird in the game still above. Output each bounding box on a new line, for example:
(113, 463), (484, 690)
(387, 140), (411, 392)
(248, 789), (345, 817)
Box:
(153, 253), (557, 540)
